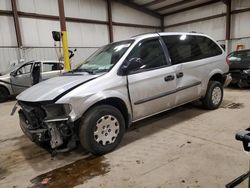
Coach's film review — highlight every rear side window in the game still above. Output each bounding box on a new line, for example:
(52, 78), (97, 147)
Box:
(43, 63), (63, 72)
(162, 35), (223, 65)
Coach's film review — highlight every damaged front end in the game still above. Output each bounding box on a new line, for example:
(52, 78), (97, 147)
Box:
(18, 101), (78, 153)
(230, 69), (250, 87)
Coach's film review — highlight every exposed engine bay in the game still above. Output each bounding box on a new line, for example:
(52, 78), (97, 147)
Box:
(18, 101), (78, 153)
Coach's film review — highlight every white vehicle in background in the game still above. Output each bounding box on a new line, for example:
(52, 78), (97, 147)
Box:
(0, 60), (64, 102)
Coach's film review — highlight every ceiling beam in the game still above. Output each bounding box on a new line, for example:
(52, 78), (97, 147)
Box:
(141, 0), (167, 7)
(153, 0), (196, 12)
(164, 13), (226, 29)
(113, 0), (162, 18)
(163, 0), (221, 16)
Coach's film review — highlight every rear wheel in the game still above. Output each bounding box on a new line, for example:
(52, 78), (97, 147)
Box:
(79, 105), (125, 155)
(202, 81), (223, 110)
(0, 86), (9, 102)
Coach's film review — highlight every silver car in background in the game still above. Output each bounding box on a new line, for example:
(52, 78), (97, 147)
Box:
(0, 60), (64, 101)
(16, 32), (231, 155)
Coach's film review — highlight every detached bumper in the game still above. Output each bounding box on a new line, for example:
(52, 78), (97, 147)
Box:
(223, 73), (232, 87)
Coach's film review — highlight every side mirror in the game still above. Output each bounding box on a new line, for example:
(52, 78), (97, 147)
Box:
(10, 71), (16, 77)
(121, 58), (142, 75)
(52, 31), (61, 42)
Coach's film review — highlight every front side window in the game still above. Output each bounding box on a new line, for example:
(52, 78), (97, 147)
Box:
(16, 63), (33, 75)
(162, 35), (223, 65)
(74, 40), (133, 74)
(126, 39), (167, 72)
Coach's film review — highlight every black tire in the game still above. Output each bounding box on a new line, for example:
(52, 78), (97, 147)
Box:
(237, 79), (245, 88)
(0, 86), (9, 102)
(79, 105), (125, 155)
(202, 81), (223, 110)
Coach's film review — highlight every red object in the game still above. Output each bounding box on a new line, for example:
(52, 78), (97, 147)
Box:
(236, 44), (245, 51)
(226, 56), (229, 65)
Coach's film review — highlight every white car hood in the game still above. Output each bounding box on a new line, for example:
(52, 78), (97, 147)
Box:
(17, 74), (99, 102)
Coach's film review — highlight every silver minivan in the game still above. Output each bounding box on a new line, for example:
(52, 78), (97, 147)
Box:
(16, 32), (231, 155)
(0, 60), (63, 101)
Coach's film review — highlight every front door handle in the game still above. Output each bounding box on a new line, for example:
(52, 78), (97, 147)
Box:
(164, 75), (175, 82)
(176, 72), (184, 78)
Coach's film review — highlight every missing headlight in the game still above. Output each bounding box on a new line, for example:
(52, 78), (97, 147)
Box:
(42, 104), (72, 119)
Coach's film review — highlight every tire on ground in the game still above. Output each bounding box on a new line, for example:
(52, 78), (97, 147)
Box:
(0, 86), (9, 102)
(79, 105), (125, 155)
(202, 81), (223, 110)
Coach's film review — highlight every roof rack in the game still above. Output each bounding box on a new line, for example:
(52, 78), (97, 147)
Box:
(131, 32), (159, 38)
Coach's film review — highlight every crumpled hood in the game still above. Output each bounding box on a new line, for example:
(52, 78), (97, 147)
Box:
(17, 74), (99, 102)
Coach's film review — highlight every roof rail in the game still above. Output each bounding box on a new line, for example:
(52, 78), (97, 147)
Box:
(131, 32), (159, 38)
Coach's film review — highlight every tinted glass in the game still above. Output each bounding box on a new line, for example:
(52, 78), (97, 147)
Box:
(126, 39), (167, 72)
(43, 63), (63, 72)
(162, 35), (223, 65)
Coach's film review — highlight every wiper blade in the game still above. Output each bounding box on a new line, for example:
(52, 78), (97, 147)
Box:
(71, 69), (95, 74)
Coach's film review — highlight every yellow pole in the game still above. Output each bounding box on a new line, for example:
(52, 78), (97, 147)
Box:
(58, 0), (71, 71)
(61, 31), (70, 71)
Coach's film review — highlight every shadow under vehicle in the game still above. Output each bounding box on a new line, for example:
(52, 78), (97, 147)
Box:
(228, 49), (250, 88)
(0, 60), (64, 102)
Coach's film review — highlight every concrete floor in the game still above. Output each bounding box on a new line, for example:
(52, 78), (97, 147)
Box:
(0, 88), (249, 188)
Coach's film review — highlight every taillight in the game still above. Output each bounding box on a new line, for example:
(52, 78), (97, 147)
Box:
(226, 56), (229, 65)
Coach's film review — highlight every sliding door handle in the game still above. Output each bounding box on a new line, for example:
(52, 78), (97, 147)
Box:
(176, 72), (184, 78)
(164, 75), (175, 82)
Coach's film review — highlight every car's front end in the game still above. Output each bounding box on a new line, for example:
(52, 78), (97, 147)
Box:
(16, 73), (101, 152)
(15, 39), (135, 153)
(18, 101), (77, 152)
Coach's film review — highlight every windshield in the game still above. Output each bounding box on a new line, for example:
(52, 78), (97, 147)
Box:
(74, 40), (134, 74)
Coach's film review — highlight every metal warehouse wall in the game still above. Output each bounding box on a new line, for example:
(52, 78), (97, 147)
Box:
(164, 0), (250, 53)
(0, 0), (160, 72)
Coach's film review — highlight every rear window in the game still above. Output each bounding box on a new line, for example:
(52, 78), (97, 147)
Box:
(228, 50), (250, 63)
(162, 35), (223, 65)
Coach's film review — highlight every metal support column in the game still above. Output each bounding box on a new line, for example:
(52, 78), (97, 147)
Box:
(11, 0), (23, 60)
(58, 0), (70, 71)
(107, 0), (114, 43)
(225, 0), (231, 54)
(161, 17), (165, 32)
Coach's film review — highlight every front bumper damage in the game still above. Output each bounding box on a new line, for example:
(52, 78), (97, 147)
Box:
(230, 69), (250, 87)
(18, 101), (78, 153)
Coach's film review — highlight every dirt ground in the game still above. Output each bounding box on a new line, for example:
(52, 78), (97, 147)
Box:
(0, 88), (250, 188)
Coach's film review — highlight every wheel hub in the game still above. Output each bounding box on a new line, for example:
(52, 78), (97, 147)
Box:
(94, 115), (119, 146)
(212, 86), (222, 105)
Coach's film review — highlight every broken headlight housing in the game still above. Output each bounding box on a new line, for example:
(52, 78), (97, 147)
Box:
(42, 104), (72, 119)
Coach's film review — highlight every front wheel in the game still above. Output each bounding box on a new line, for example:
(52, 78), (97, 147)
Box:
(202, 81), (223, 110)
(79, 105), (125, 155)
